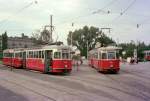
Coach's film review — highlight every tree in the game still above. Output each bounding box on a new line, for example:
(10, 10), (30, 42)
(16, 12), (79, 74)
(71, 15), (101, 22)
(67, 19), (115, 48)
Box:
(41, 29), (50, 43)
(2, 31), (8, 50)
(67, 26), (115, 57)
(119, 41), (150, 59)
(31, 29), (52, 45)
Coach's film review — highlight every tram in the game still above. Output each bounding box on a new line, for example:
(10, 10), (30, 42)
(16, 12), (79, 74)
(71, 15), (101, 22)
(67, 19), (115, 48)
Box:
(88, 46), (121, 73)
(3, 45), (72, 74)
(3, 49), (14, 66)
(144, 50), (150, 61)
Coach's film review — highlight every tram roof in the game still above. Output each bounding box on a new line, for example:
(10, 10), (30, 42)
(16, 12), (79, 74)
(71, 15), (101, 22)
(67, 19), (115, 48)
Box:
(144, 50), (150, 53)
(89, 46), (122, 53)
(25, 45), (72, 51)
(3, 45), (72, 53)
(42, 45), (71, 50)
(98, 46), (122, 51)
(3, 48), (26, 53)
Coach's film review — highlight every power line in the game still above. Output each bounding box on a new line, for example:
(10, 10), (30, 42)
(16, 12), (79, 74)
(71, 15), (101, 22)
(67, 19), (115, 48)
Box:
(0, 1), (38, 29)
(136, 17), (150, 28)
(92, 0), (118, 14)
(55, 0), (118, 26)
(17, 1), (37, 14)
(111, 0), (137, 23)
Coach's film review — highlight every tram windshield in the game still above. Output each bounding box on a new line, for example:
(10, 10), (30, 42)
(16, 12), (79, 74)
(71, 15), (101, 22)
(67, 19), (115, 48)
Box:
(108, 52), (116, 59)
(62, 52), (70, 59)
(54, 52), (61, 59)
(54, 51), (70, 59)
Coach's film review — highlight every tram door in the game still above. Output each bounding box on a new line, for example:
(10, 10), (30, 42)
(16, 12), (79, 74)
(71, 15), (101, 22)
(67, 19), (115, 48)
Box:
(45, 50), (53, 73)
(22, 52), (26, 68)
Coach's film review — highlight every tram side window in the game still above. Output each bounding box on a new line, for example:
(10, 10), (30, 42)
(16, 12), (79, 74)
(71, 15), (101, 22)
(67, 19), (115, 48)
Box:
(34, 51), (38, 58)
(102, 53), (107, 59)
(29, 51), (33, 58)
(39, 51), (41, 58)
(20, 52), (22, 58)
(41, 51), (44, 58)
(99, 52), (101, 59)
(95, 53), (98, 59)
(4, 53), (7, 57)
(28, 52), (30, 58)
(15, 53), (19, 58)
(54, 52), (61, 59)
(116, 51), (119, 59)
(15, 53), (22, 58)
(26, 52), (28, 58)
(4, 53), (8, 57)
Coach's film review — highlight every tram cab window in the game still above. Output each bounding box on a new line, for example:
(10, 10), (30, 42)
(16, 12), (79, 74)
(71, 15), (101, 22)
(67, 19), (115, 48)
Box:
(62, 52), (69, 59)
(54, 52), (61, 59)
(108, 52), (116, 59)
(102, 53), (107, 59)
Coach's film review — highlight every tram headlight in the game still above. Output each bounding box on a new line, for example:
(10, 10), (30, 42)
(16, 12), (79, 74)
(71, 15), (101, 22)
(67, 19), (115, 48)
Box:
(110, 64), (113, 67)
(65, 65), (68, 68)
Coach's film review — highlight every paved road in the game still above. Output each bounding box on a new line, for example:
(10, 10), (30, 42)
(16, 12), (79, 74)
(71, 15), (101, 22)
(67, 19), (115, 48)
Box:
(0, 61), (150, 101)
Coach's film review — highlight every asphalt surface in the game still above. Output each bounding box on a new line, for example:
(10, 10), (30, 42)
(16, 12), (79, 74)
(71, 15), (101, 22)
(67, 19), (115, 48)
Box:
(0, 61), (150, 101)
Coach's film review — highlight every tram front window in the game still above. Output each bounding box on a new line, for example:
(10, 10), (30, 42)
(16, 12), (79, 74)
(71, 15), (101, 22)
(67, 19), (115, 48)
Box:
(54, 52), (61, 59)
(108, 52), (116, 59)
(62, 53), (69, 59)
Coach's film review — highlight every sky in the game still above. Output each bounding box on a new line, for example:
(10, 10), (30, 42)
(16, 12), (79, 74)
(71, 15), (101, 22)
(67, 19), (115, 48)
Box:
(0, 0), (150, 45)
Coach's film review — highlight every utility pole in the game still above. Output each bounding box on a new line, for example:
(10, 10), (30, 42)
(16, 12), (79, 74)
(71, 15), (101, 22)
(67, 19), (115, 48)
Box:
(87, 41), (89, 60)
(71, 23), (74, 47)
(43, 15), (54, 43)
(50, 15), (53, 43)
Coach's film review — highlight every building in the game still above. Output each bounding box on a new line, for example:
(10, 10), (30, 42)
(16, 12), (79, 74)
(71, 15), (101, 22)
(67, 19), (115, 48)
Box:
(0, 33), (35, 49)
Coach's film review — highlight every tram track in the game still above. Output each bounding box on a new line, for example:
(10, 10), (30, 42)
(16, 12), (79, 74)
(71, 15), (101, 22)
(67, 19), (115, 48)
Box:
(1, 64), (150, 101)
(1, 78), (57, 101)
(0, 68), (118, 101)
(0, 65), (121, 101)
(104, 73), (150, 101)
(58, 65), (150, 101)
(64, 75), (150, 101)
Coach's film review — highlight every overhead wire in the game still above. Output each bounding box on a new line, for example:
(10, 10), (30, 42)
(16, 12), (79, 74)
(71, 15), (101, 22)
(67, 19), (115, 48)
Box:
(111, 0), (137, 23)
(0, 1), (38, 30)
(92, 0), (118, 14)
(55, 0), (118, 26)
(137, 17), (150, 28)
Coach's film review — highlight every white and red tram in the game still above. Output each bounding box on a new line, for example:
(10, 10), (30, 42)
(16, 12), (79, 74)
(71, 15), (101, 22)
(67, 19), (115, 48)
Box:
(88, 46), (121, 73)
(3, 45), (72, 74)
(144, 50), (150, 61)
